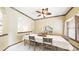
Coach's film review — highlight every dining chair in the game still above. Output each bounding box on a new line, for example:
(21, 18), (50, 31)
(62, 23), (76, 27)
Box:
(29, 36), (36, 51)
(43, 37), (53, 50)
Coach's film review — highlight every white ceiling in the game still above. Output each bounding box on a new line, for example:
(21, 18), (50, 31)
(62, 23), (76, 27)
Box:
(14, 7), (71, 20)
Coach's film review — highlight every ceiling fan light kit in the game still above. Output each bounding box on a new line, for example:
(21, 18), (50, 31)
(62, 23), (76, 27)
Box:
(36, 8), (51, 18)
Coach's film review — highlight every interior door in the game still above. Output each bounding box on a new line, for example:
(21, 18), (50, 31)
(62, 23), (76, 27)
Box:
(75, 16), (79, 42)
(66, 22), (69, 37)
(77, 23), (79, 42)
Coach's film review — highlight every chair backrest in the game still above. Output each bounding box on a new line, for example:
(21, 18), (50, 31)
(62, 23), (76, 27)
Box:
(29, 36), (35, 41)
(43, 38), (52, 44)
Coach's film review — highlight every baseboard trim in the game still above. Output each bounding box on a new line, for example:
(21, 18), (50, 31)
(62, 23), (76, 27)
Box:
(3, 41), (23, 51)
(62, 35), (79, 50)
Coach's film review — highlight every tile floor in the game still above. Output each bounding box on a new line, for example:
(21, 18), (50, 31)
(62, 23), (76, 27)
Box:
(6, 41), (78, 51)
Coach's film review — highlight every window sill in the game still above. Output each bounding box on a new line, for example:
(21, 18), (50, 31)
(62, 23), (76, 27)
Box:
(0, 34), (8, 37)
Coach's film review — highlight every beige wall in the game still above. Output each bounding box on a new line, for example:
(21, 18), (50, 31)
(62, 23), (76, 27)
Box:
(35, 16), (66, 35)
(65, 7), (79, 49)
(0, 36), (8, 50)
(65, 7), (79, 36)
(0, 8), (9, 34)
(66, 7), (79, 19)
(0, 8), (8, 50)
(65, 7), (79, 37)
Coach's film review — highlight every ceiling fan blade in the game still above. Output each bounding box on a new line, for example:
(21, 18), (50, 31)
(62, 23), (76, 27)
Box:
(37, 14), (41, 17)
(45, 8), (48, 11)
(36, 11), (41, 13)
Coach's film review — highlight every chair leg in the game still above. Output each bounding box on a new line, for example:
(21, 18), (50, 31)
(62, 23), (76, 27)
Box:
(34, 42), (36, 51)
(24, 39), (26, 46)
(55, 47), (58, 51)
(42, 43), (45, 51)
(29, 41), (31, 48)
(41, 43), (43, 51)
(29, 41), (36, 51)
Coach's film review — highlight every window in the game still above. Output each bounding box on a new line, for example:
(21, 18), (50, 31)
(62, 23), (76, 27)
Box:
(0, 9), (3, 35)
(65, 17), (75, 40)
(18, 17), (29, 32)
(0, 22), (3, 34)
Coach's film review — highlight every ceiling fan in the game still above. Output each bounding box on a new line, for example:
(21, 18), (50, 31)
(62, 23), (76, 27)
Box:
(36, 8), (51, 18)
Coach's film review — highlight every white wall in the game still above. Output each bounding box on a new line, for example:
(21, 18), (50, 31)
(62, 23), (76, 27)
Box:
(5, 8), (18, 45)
(35, 16), (65, 35)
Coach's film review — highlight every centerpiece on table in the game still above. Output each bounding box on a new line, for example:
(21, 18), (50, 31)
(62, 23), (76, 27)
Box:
(38, 32), (48, 37)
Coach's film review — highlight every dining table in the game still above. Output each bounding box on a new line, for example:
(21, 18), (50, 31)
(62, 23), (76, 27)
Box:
(22, 33), (74, 51)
